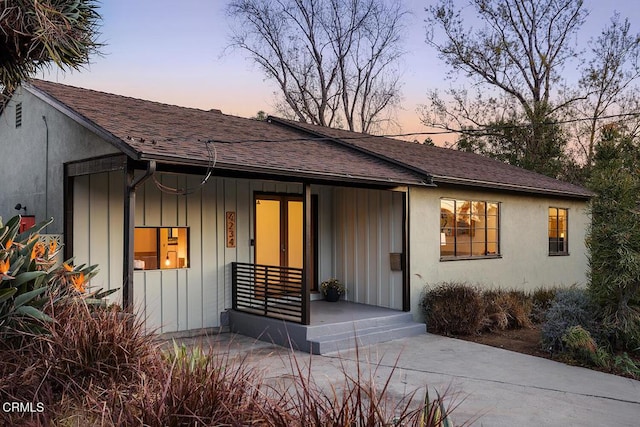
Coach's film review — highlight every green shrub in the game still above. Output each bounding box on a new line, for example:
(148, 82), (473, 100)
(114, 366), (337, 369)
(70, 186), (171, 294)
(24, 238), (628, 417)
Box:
(587, 134), (640, 350)
(561, 325), (610, 367)
(0, 215), (112, 339)
(541, 288), (597, 353)
(612, 353), (640, 380)
(421, 283), (485, 335)
(530, 287), (558, 324)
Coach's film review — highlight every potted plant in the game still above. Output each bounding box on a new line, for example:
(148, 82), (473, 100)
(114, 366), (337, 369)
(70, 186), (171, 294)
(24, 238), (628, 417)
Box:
(320, 278), (345, 302)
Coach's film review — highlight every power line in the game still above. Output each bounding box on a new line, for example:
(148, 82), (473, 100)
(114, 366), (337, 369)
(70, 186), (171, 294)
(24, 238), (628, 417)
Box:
(127, 111), (640, 148)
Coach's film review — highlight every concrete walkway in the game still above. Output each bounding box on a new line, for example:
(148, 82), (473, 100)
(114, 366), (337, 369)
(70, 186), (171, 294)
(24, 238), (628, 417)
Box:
(175, 332), (640, 426)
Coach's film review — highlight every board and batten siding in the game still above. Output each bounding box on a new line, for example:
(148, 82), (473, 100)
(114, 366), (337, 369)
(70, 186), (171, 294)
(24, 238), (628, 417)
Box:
(333, 188), (404, 310)
(74, 173), (351, 333)
(73, 171), (124, 306)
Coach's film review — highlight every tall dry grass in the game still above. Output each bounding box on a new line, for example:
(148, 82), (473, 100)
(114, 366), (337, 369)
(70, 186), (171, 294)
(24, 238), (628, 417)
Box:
(1, 297), (466, 426)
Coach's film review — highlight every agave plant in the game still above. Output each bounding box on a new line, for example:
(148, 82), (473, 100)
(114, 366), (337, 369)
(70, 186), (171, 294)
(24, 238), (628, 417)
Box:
(0, 215), (114, 336)
(0, 0), (102, 91)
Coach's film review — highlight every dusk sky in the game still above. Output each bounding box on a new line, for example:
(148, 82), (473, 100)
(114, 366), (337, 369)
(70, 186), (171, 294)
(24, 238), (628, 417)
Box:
(39, 0), (640, 143)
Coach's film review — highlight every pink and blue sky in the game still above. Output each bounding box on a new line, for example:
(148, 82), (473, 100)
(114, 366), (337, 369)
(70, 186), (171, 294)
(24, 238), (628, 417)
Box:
(39, 0), (640, 143)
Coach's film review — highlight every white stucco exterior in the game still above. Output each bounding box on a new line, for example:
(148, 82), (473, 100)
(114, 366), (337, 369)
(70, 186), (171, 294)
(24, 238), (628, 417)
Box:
(0, 87), (118, 233)
(408, 186), (590, 319)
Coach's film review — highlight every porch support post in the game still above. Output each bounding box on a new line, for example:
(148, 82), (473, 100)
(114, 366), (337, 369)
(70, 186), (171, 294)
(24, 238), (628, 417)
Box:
(123, 163), (135, 311)
(62, 165), (74, 262)
(402, 188), (410, 312)
(302, 182), (312, 325)
(123, 160), (156, 311)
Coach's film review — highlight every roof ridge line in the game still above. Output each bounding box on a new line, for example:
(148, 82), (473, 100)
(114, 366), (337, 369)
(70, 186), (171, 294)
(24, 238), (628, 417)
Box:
(30, 79), (225, 115)
(267, 116), (434, 185)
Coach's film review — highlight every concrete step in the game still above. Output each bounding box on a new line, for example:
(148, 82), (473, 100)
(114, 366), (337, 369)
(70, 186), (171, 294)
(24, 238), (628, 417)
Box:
(228, 306), (426, 355)
(309, 322), (425, 354)
(306, 311), (416, 339)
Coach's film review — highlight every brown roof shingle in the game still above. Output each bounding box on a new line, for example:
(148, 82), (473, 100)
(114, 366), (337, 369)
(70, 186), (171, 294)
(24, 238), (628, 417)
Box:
(26, 80), (590, 198)
(27, 80), (427, 186)
(270, 118), (592, 198)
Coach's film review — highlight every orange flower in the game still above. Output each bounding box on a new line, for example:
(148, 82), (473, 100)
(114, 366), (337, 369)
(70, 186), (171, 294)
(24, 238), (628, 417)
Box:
(71, 273), (85, 293)
(0, 258), (10, 275)
(31, 242), (45, 260)
(48, 240), (57, 254)
(4, 239), (13, 250)
(62, 262), (74, 272)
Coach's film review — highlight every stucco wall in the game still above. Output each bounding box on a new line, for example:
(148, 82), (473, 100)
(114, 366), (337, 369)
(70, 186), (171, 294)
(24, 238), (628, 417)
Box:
(408, 186), (590, 320)
(0, 88), (119, 233)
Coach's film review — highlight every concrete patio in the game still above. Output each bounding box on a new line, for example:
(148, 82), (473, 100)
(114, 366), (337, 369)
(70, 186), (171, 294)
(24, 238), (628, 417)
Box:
(173, 331), (640, 426)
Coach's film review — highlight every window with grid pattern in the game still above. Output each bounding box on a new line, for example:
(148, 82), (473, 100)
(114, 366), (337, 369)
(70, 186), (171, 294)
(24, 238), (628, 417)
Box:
(548, 207), (568, 255)
(440, 199), (500, 259)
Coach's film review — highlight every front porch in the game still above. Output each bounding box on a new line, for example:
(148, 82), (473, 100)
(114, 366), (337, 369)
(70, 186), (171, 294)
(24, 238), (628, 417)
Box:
(229, 299), (425, 354)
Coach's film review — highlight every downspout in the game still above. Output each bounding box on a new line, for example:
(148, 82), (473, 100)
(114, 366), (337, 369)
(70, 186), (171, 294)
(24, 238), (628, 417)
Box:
(42, 115), (49, 232)
(122, 160), (156, 311)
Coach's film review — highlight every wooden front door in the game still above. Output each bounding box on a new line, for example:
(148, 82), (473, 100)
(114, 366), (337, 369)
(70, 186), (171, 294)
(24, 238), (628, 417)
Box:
(255, 194), (316, 292)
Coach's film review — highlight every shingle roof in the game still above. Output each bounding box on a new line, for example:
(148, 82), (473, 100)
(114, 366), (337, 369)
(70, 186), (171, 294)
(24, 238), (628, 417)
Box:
(270, 118), (592, 199)
(26, 80), (427, 186)
(26, 79), (590, 198)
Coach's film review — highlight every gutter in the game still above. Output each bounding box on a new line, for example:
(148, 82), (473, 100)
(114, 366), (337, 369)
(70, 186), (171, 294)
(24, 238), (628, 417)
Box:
(137, 153), (431, 187)
(432, 175), (593, 200)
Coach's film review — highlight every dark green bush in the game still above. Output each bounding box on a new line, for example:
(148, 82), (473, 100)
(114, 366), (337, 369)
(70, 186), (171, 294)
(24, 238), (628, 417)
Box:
(541, 288), (598, 352)
(530, 287), (558, 324)
(587, 133), (640, 350)
(561, 325), (609, 368)
(421, 283), (485, 335)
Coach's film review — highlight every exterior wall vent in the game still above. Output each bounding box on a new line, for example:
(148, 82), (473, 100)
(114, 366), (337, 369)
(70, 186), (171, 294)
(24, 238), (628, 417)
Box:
(15, 102), (22, 128)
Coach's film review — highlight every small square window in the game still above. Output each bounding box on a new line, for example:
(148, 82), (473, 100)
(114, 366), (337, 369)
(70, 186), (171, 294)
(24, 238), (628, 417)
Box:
(134, 227), (189, 270)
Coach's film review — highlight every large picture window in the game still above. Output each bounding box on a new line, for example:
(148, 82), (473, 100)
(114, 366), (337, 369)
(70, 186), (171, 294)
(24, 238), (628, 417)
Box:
(134, 227), (189, 270)
(440, 199), (500, 259)
(548, 208), (568, 255)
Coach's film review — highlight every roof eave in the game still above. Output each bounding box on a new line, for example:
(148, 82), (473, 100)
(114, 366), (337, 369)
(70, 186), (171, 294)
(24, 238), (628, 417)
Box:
(433, 175), (593, 199)
(24, 83), (140, 160)
(138, 153), (431, 187)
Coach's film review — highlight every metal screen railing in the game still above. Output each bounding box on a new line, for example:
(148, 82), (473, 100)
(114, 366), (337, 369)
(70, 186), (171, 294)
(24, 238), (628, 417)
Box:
(232, 262), (306, 324)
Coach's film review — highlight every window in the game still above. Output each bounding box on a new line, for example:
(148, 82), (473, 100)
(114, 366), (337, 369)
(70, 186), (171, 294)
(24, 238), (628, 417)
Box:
(548, 208), (568, 255)
(440, 199), (500, 259)
(134, 227), (189, 270)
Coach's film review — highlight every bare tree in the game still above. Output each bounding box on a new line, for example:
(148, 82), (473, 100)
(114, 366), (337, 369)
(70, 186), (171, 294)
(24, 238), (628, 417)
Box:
(0, 0), (101, 92)
(227, 0), (407, 134)
(422, 0), (587, 176)
(571, 14), (640, 166)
